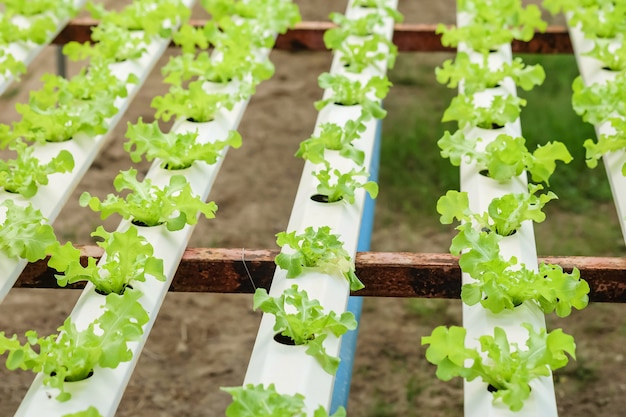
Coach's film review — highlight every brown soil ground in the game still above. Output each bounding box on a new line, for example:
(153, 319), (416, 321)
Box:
(1, 1), (625, 417)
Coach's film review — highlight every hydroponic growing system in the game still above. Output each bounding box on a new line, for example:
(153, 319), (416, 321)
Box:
(0, 0), (624, 416)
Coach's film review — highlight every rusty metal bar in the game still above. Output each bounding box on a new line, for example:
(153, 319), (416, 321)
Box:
(52, 20), (573, 53)
(15, 247), (626, 303)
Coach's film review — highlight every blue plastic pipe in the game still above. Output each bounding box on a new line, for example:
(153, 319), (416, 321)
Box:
(329, 117), (382, 413)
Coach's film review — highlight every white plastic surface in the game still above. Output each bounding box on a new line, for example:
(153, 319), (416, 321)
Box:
(455, 11), (557, 416)
(242, 0), (398, 414)
(567, 19), (626, 244)
(0, 0), (89, 95)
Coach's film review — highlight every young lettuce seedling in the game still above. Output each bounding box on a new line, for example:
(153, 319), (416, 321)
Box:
(221, 383), (347, 417)
(3, 0), (76, 18)
(543, 0), (626, 39)
(124, 118), (242, 170)
(572, 72), (626, 125)
(335, 36), (397, 74)
(63, 23), (148, 63)
(422, 323), (576, 412)
(450, 223), (589, 316)
(437, 1), (546, 53)
(253, 285), (357, 374)
(7, 64), (133, 146)
(312, 161), (379, 205)
(296, 119), (366, 166)
(436, 52), (546, 94)
(584, 117), (626, 174)
(79, 168), (218, 231)
(162, 49), (274, 95)
(438, 130), (573, 184)
(0, 288), (149, 402)
(352, 0), (404, 22)
(0, 199), (58, 262)
(442, 93), (527, 129)
(151, 81), (236, 123)
(275, 226), (364, 291)
(0, 139), (74, 197)
(585, 39), (626, 72)
(315, 72), (390, 120)
(201, 0), (301, 35)
(87, 0), (190, 38)
(48, 225), (166, 295)
(437, 184), (557, 237)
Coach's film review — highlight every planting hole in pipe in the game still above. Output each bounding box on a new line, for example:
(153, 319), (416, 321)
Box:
(161, 161), (193, 171)
(477, 122), (505, 130)
(50, 369), (95, 382)
(95, 284), (133, 297)
(273, 333), (297, 345)
(310, 194), (343, 204)
(131, 219), (165, 227)
(186, 117), (216, 124)
(273, 332), (316, 346)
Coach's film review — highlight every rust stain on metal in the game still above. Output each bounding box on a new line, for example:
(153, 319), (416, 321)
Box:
(53, 20), (573, 54)
(14, 248), (626, 303)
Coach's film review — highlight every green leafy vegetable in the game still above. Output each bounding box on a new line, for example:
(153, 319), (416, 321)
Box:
(585, 38), (626, 71)
(201, 0), (301, 34)
(450, 223), (589, 316)
(151, 81), (235, 123)
(63, 23), (147, 63)
(253, 285), (357, 374)
(9, 69), (124, 144)
(221, 383), (346, 417)
(583, 117), (626, 173)
(335, 35), (397, 74)
(422, 323), (576, 411)
(572, 73), (626, 125)
(436, 52), (545, 94)
(124, 118), (242, 170)
(543, 0), (626, 39)
(312, 162), (379, 205)
(315, 73), (390, 120)
(0, 199), (57, 262)
(438, 131), (573, 184)
(79, 168), (218, 231)
(352, 0), (404, 22)
(438, 1), (546, 52)
(296, 120), (366, 166)
(162, 49), (274, 95)
(87, 0), (190, 37)
(0, 139), (74, 197)
(437, 184), (557, 236)
(0, 288), (149, 401)
(275, 226), (363, 291)
(442, 93), (526, 129)
(48, 225), (165, 295)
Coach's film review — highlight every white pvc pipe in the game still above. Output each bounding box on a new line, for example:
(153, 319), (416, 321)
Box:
(0, 0), (89, 95)
(242, 0), (398, 414)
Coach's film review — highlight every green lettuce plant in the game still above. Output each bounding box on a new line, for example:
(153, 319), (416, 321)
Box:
(0, 140), (74, 197)
(124, 118), (242, 170)
(0, 288), (149, 402)
(253, 285), (357, 374)
(79, 169), (218, 231)
(275, 226), (364, 291)
(48, 226), (165, 295)
(422, 323), (576, 411)
(221, 383), (346, 417)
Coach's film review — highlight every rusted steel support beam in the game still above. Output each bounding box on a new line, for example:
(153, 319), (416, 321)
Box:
(15, 248), (626, 303)
(52, 20), (573, 54)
